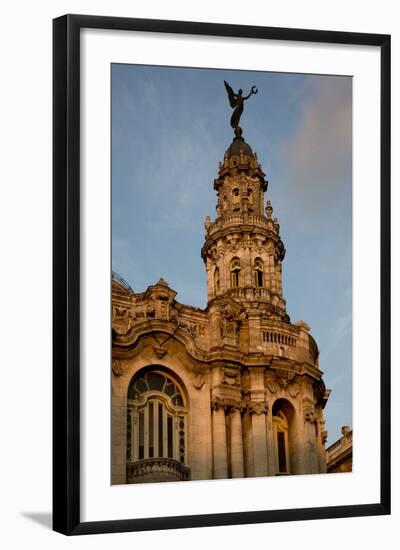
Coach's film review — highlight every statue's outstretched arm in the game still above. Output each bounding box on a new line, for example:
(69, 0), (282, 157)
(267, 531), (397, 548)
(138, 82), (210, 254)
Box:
(243, 86), (258, 100)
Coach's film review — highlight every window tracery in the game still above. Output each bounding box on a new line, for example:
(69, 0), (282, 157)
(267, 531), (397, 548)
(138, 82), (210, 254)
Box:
(127, 369), (187, 465)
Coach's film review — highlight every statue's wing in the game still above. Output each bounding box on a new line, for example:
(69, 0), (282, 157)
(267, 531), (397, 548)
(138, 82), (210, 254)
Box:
(224, 80), (236, 108)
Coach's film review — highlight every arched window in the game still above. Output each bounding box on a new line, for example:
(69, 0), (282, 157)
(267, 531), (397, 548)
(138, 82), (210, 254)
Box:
(232, 188), (240, 207)
(247, 188), (254, 205)
(214, 267), (220, 294)
(272, 399), (295, 475)
(230, 257), (241, 288)
(127, 369), (187, 466)
(254, 258), (264, 288)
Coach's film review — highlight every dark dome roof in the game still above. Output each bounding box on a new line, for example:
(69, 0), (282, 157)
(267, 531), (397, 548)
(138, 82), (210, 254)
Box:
(225, 135), (253, 157)
(225, 127), (254, 157)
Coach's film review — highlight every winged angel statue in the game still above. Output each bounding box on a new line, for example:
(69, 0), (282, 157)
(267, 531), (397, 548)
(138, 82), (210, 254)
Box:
(224, 80), (258, 131)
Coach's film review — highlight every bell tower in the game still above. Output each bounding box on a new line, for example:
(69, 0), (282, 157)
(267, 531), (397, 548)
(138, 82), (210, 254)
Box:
(202, 127), (289, 322)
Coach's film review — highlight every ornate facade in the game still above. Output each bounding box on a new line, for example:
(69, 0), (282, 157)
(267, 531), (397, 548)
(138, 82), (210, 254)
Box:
(112, 127), (330, 485)
(326, 426), (353, 473)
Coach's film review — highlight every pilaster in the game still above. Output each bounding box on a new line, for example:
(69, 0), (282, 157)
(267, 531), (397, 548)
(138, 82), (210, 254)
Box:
(211, 400), (228, 479)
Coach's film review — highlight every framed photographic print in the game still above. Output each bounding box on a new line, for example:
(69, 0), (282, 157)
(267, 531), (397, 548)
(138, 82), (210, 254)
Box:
(53, 14), (390, 535)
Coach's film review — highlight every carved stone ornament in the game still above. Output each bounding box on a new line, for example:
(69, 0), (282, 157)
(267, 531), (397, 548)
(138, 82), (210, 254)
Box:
(146, 302), (155, 318)
(303, 397), (316, 423)
(220, 316), (237, 338)
(193, 373), (206, 390)
(303, 404), (315, 423)
(219, 303), (240, 339)
(170, 308), (179, 325)
(248, 401), (269, 415)
(288, 381), (301, 398)
(112, 306), (135, 336)
(265, 241), (275, 255)
(221, 364), (240, 387)
(264, 376), (279, 394)
(179, 319), (205, 339)
(153, 346), (167, 358)
(211, 396), (245, 412)
(112, 358), (123, 377)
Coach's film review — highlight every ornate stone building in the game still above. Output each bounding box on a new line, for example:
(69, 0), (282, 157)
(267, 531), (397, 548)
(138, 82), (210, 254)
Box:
(112, 127), (330, 485)
(326, 426), (353, 473)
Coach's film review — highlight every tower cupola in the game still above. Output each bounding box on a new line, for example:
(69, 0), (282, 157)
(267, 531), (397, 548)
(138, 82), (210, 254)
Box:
(201, 127), (288, 322)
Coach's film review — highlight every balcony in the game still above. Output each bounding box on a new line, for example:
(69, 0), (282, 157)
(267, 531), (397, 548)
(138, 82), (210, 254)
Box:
(127, 458), (191, 484)
(206, 213), (274, 237)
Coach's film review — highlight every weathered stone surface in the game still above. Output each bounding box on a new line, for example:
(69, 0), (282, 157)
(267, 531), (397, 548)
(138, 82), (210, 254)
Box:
(112, 131), (330, 484)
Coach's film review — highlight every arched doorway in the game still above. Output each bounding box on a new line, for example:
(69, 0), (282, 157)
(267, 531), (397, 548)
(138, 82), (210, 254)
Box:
(272, 399), (296, 475)
(126, 366), (190, 483)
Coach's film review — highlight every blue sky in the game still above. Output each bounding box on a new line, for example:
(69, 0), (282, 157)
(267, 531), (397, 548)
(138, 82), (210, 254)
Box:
(112, 64), (352, 445)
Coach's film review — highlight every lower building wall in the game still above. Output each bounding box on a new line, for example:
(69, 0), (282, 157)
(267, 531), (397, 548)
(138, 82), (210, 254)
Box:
(112, 342), (327, 484)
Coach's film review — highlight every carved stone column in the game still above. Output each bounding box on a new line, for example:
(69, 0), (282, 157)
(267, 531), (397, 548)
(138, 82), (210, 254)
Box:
(212, 400), (228, 479)
(319, 427), (328, 474)
(265, 403), (275, 475)
(265, 254), (272, 291)
(243, 234), (252, 287)
(249, 402), (269, 477)
(303, 401), (319, 473)
(270, 255), (276, 293)
(276, 260), (282, 295)
(316, 409), (328, 474)
(218, 250), (227, 295)
(230, 406), (244, 478)
(242, 409), (254, 477)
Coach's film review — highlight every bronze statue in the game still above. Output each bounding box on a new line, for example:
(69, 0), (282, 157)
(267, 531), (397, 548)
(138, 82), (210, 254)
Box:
(224, 80), (258, 131)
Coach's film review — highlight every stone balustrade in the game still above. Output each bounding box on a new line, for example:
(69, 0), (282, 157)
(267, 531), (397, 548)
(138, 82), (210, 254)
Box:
(226, 287), (284, 307)
(206, 213), (275, 237)
(263, 330), (297, 347)
(326, 431), (352, 464)
(127, 457), (191, 483)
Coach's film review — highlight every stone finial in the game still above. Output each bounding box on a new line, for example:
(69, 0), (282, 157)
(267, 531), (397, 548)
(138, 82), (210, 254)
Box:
(341, 425), (351, 436)
(156, 277), (169, 286)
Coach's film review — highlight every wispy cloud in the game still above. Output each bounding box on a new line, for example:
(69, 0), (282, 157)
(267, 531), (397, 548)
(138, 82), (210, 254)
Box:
(280, 76), (352, 208)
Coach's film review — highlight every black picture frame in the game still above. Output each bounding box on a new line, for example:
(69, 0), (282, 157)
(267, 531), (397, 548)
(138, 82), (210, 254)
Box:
(53, 14), (391, 535)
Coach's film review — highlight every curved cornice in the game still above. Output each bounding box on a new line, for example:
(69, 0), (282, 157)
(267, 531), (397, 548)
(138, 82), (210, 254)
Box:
(113, 320), (211, 364)
(113, 320), (324, 385)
